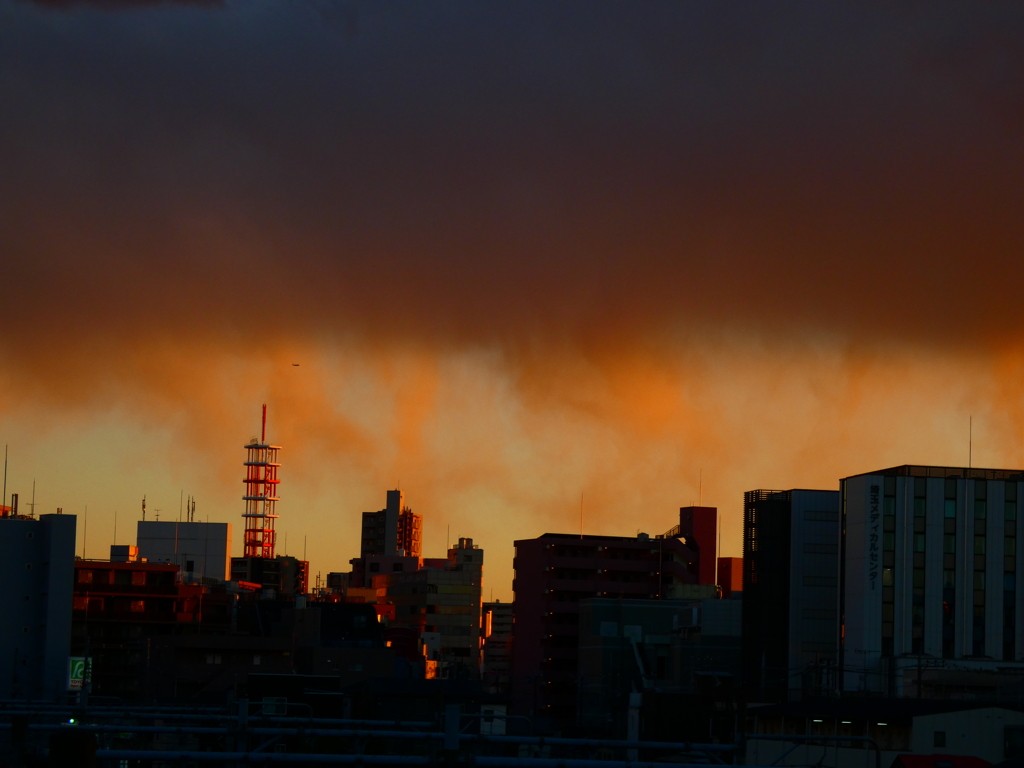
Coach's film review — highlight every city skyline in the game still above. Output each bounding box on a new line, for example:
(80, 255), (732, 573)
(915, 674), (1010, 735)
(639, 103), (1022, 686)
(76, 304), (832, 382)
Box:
(3, 2), (1024, 601)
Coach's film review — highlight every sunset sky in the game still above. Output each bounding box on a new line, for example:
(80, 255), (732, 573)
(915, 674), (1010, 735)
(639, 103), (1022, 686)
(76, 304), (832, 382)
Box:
(2, 1), (1024, 599)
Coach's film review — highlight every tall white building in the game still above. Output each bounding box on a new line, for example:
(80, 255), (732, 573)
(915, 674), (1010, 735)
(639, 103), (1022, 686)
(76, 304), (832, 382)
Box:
(842, 465), (1024, 696)
(136, 520), (232, 581)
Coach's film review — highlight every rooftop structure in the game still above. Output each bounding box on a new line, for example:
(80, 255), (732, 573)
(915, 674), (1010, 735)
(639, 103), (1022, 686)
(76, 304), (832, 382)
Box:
(137, 520), (232, 581)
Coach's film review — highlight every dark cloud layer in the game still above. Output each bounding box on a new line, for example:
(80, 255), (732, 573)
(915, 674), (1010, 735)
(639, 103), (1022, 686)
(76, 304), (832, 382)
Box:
(2, 1), (1023, 362)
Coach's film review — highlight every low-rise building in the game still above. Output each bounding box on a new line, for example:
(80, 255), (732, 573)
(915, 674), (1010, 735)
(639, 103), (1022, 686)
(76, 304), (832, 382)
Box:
(746, 700), (1024, 766)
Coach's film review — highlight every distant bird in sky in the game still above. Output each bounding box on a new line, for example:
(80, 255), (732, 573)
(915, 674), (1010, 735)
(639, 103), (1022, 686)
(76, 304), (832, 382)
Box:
(292, 363), (300, 366)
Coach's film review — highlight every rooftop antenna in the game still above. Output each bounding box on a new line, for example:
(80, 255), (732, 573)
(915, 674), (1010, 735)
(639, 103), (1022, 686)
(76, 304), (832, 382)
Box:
(113, 509), (117, 546)
(303, 535), (307, 562)
(191, 497), (196, 523)
(83, 505), (88, 559)
(3, 445), (7, 514)
(28, 479), (36, 517)
(969, 415), (973, 469)
(699, 469), (703, 506)
(179, 489), (183, 523)
(142, 495), (146, 522)
(580, 491), (584, 539)
(262, 403), (267, 443)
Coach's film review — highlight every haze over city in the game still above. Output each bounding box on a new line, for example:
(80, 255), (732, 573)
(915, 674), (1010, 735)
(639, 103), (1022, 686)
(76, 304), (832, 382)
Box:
(3, 0), (1024, 600)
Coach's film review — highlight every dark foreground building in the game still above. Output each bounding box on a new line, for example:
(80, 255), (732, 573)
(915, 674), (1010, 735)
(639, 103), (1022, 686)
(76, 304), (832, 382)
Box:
(742, 488), (841, 702)
(0, 512), (76, 701)
(510, 531), (700, 730)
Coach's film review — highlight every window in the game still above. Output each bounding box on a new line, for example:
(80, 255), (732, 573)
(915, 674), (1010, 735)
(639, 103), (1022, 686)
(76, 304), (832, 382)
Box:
(185, 560), (195, 572)
(945, 500), (957, 518)
(943, 570), (955, 589)
(944, 535), (957, 554)
(253, 655), (261, 665)
(130, 600), (145, 613)
(206, 654), (222, 665)
(131, 571), (146, 586)
(976, 501), (987, 519)
(392, 563), (403, 572)
(934, 730), (946, 747)
(369, 562), (380, 573)
(974, 572), (985, 590)
(976, 537), (987, 556)
(77, 570), (94, 584)
(914, 534), (926, 553)
(1008, 503), (1018, 522)
(1007, 538), (1017, 557)
(914, 499), (927, 517)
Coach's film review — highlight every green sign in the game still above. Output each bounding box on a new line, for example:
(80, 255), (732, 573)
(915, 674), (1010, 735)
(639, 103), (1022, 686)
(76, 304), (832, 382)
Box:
(68, 657), (90, 691)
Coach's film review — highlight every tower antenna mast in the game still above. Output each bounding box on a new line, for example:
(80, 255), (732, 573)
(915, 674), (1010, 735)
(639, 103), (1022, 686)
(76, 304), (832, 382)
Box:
(243, 404), (280, 559)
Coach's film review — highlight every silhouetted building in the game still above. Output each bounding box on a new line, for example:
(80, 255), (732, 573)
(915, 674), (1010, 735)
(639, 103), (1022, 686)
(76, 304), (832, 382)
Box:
(482, 601), (513, 694)
(0, 512), (76, 700)
(841, 465), (1024, 697)
(137, 520), (232, 581)
(374, 538), (484, 678)
(677, 506), (718, 586)
(576, 596), (741, 739)
(743, 488), (840, 701)
(145, 601), (393, 703)
(351, 490), (423, 587)
(717, 556), (743, 598)
(360, 490), (422, 559)
(510, 531), (699, 729)
(71, 559), (231, 699)
(231, 555), (309, 597)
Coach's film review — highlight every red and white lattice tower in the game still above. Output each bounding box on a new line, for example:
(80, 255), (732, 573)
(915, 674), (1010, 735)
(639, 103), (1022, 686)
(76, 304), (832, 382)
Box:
(242, 404), (280, 559)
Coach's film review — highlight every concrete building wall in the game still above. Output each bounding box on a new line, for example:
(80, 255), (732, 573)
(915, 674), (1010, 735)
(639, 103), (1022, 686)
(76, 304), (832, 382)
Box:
(717, 556), (743, 597)
(0, 513), (76, 701)
(374, 537), (484, 677)
(787, 490), (842, 688)
(511, 532), (700, 725)
(679, 506), (718, 586)
(911, 707), (1024, 762)
(842, 466), (1024, 695)
(743, 489), (840, 702)
(137, 520), (232, 581)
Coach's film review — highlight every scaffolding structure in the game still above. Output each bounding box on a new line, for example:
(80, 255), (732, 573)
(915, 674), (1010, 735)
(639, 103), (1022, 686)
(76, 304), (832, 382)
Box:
(242, 405), (280, 559)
